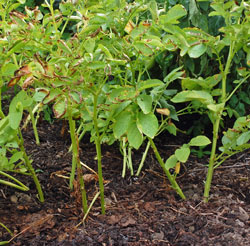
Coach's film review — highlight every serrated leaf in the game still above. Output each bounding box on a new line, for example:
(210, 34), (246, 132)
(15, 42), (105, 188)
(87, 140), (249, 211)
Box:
(165, 155), (178, 170)
(189, 135), (211, 146)
(137, 94), (152, 114)
(113, 111), (132, 139)
(138, 112), (158, 138)
(127, 122), (143, 149)
(53, 97), (67, 118)
(175, 146), (190, 162)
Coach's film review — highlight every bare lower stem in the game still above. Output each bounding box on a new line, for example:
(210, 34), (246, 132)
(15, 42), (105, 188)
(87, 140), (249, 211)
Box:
(203, 116), (220, 202)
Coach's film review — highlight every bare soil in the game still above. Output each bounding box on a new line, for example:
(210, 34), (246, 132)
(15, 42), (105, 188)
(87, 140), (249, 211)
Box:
(0, 120), (249, 246)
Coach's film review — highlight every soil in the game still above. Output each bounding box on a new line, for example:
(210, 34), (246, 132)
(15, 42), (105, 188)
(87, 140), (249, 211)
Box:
(0, 120), (249, 246)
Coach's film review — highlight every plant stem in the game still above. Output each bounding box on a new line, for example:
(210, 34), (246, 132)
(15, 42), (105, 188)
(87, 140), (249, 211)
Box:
(204, 41), (235, 202)
(148, 137), (185, 199)
(93, 94), (105, 214)
(68, 108), (88, 213)
(28, 107), (40, 145)
(17, 128), (44, 202)
(0, 171), (29, 191)
(127, 146), (133, 176)
(136, 140), (150, 176)
(203, 116), (220, 202)
(122, 137), (127, 178)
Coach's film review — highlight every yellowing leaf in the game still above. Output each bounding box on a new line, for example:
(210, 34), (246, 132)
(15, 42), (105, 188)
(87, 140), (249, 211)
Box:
(175, 162), (181, 174)
(156, 108), (170, 116)
(124, 20), (135, 34)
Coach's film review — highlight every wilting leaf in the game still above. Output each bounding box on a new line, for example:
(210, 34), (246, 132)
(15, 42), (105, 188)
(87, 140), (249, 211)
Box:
(53, 97), (67, 118)
(175, 162), (181, 174)
(156, 108), (170, 116)
(69, 91), (82, 104)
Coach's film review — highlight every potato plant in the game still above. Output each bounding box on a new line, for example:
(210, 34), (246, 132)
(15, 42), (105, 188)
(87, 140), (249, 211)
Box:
(0, 1), (249, 232)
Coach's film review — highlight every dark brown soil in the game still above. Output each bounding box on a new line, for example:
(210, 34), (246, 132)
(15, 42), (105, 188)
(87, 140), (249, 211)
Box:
(0, 120), (249, 246)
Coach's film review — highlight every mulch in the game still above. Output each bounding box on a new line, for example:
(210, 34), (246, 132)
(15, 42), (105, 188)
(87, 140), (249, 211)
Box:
(0, 120), (249, 246)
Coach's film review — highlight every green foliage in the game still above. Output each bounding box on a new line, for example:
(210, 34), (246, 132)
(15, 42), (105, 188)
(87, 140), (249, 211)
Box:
(1, 0), (249, 216)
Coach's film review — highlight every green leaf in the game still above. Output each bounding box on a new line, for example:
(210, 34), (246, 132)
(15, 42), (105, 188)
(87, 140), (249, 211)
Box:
(188, 43), (207, 58)
(175, 146), (190, 162)
(134, 42), (153, 56)
(9, 101), (23, 130)
(189, 135), (211, 146)
(127, 122), (143, 149)
(88, 61), (106, 70)
(0, 156), (9, 171)
(160, 4), (187, 24)
(171, 90), (213, 105)
(9, 151), (23, 164)
(138, 112), (158, 138)
(138, 79), (164, 91)
(237, 132), (250, 146)
(165, 155), (178, 170)
(207, 103), (224, 113)
(1, 63), (17, 76)
(53, 97), (67, 118)
(137, 94), (152, 114)
(113, 111), (132, 139)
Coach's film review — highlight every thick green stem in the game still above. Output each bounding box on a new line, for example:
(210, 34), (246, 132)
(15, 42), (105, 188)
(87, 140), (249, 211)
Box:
(148, 137), (186, 199)
(93, 94), (105, 214)
(204, 40), (235, 202)
(17, 128), (44, 202)
(203, 116), (220, 202)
